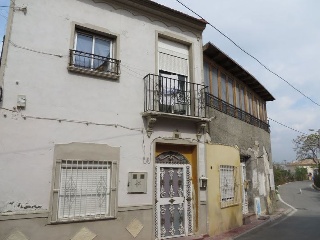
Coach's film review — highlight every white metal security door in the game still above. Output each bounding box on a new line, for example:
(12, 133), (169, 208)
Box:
(155, 151), (193, 239)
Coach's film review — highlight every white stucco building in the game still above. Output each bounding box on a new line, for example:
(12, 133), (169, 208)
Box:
(0, 0), (209, 239)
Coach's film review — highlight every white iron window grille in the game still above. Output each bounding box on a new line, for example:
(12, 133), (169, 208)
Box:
(53, 160), (117, 222)
(219, 165), (239, 208)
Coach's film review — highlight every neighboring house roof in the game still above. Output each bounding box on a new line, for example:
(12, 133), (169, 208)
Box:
(110, 0), (207, 32)
(203, 42), (275, 101)
(288, 158), (318, 166)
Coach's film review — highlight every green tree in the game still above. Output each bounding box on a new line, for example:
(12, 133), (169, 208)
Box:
(293, 133), (320, 163)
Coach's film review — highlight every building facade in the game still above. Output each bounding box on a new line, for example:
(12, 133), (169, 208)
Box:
(0, 0), (209, 239)
(0, 1), (276, 239)
(203, 42), (276, 235)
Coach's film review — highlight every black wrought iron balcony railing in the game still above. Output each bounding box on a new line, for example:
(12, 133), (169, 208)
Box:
(144, 74), (208, 118)
(205, 93), (270, 132)
(68, 49), (120, 76)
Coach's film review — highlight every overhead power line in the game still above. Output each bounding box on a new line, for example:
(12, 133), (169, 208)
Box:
(268, 117), (306, 135)
(175, 0), (320, 107)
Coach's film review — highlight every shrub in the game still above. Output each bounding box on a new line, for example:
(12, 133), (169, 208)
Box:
(294, 167), (308, 181)
(273, 165), (294, 186)
(314, 164), (320, 188)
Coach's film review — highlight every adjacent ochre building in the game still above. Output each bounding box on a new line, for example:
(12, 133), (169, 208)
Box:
(0, 0), (276, 239)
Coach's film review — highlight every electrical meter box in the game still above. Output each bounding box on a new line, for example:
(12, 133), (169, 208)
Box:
(17, 95), (26, 108)
(128, 172), (147, 193)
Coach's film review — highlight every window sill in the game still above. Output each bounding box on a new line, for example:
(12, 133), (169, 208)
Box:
(68, 66), (120, 80)
(50, 216), (116, 225)
(220, 202), (240, 209)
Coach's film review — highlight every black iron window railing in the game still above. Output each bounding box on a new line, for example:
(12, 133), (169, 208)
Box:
(206, 93), (270, 132)
(69, 49), (120, 76)
(144, 74), (208, 118)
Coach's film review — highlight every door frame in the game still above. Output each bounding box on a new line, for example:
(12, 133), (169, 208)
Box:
(240, 162), (249, 214)
(153, 142), (198, 240)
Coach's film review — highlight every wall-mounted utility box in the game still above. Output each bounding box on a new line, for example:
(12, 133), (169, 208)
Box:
(17, 95), (26, 108)
(128, 172), (147, 194)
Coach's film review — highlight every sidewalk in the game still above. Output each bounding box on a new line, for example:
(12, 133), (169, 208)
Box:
(177, 197), (293, 240)
(204, 199), (293, 240)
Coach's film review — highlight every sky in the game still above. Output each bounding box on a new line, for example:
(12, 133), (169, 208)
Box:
(0, 0), (8, 50)
(1, 0), (320, 163)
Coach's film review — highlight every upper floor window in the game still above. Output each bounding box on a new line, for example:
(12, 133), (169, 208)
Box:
(158, 38), (189, 78)
(236, 83), (245, 111)
(75, 31), (113, 69)
(211, 67), (219, 97)
(68, 28), (120, 79)
(227, 78), (234, 105)
(220, 73), (227, 102)
(204, 63), (218, 97)
(157, 38), (190, 115)
(204, 60), (267, 122)
(204, 62), (209, 88)
(262, 102), (267, 121)
(247, 92), (253, 115)
(256, 99), (261, 119)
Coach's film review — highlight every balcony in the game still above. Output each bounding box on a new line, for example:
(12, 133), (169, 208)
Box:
(205, 93), (270, 132)
(68, 49), (120, 79)
(143, 74), (210, 137)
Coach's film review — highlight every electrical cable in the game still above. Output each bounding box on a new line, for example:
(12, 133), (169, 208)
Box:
(0, 107), (143, 132)
(268, 117), (306, 135)
(175, 0), (320, 107)
(9, 40), (65, 58)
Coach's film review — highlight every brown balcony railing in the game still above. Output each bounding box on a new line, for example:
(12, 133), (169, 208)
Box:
(69, 49), (120, 76)
(144, 74), (208, 118)
(206, 93), (270, 132)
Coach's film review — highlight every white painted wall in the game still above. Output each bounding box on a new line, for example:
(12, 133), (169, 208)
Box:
(0, 0), (204, 213)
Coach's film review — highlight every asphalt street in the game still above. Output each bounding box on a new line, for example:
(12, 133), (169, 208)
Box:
(237, 180), (320, 240)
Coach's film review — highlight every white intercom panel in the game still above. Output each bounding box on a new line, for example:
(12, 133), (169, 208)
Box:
(128, 172), (147, 193)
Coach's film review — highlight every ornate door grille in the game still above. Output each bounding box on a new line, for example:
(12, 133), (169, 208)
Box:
(155, 151), (192, 239)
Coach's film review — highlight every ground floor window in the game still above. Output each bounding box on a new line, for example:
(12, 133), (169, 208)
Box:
(50, 159), (118, 222)
(219, 165), (239, 208)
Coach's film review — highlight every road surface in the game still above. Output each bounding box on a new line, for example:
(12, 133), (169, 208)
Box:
(237, 181), (320, 240)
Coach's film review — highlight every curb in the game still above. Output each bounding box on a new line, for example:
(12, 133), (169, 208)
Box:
(233, 208), (293, 239)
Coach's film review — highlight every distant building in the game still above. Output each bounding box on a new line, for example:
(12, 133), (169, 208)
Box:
(286, 159), (318, 178)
